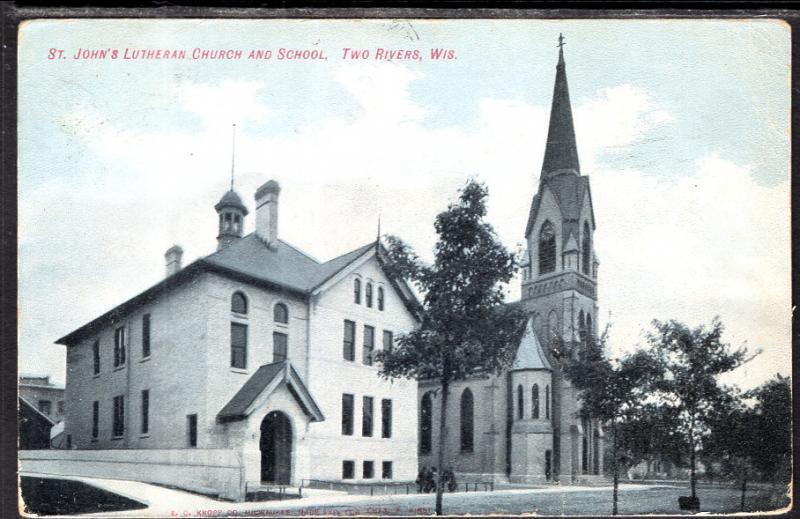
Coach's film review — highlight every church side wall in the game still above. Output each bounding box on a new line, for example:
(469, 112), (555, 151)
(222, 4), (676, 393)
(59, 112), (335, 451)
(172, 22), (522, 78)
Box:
(305, 256), (419, 483)
(65, 274), (212, 450)
(418, 373), (509, 482)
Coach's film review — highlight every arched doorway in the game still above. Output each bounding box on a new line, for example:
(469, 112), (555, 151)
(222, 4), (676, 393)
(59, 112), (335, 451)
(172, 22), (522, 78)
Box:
(260, 411), (292, 484)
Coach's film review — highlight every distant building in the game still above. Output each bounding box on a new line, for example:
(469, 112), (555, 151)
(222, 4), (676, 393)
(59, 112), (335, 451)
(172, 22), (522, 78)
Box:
(56, 180), (422, 488)
(19, 375), (65, 425)
(419, 41), (604, 484)
(19, 397), (54, 450)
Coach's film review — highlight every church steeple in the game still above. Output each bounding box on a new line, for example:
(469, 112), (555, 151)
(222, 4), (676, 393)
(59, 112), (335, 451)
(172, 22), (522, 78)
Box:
(541, 34), (580, 178)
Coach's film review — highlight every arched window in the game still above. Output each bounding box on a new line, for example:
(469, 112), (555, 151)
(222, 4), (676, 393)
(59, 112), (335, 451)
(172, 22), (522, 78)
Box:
(582, 221), (591, 275)
(532, 313), (541, 338)
(377, 287), (385, 311)
(517, 384), (524, 420)
(545, 385), (551, 419)
(366, 282), (373, 308)
(547, 310), (559, 344)
(354, 278), (361, 304)
(420, 393), (433, 455)
(586, 313), (593, 338)
(539, 221), (556, 274)
(273, 303), (288, 324)
(460, 388), (474, 453)
(231, 291), (247, 314)
(532, 384), (540, 419)
(578, 310), (586, 342)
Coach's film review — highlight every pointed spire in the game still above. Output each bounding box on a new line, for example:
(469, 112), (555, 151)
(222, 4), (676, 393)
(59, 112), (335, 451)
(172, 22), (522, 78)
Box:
(375, 214), (382, 252)
(541, 34), (580, 178)
(230, 123), (237, 191)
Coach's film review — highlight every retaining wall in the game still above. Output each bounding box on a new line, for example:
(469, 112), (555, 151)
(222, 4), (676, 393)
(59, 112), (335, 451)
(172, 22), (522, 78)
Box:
(19, 448), (245, 501)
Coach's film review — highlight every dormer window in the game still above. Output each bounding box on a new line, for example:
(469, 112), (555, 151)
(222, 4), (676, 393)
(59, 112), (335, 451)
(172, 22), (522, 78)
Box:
(273, 303), (288, 324)
(354, 278), (361, 304)
(231, 291), (248, 315)
(366, 282), (373, 308)
(539, 221), (556, 274)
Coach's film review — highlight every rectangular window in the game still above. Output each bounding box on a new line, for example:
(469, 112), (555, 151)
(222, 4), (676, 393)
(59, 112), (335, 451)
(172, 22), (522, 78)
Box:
(187, 414), (197, 447)
(362, 461), (374, 479)
(230, 323), (247, 369)
(363, 325), (374, 365)
(57, 401), (65, 415)
(66, 434), (71, 449)
(38, 400), (51, 415)
(93, 340), (100, 375)
(343, 320), (355, 361)
(141, 390), (149, 434)
(341, 394), (354, 436)
(273, 332), (288, 363)
(112, 395), (124, 437)
(381, 399), (392, 439)
(383, 330), (393, 353)
(382, 461), (393, 480)
(362, 396), (374, 437)
(342, 460), (355, 480)
(113, 327), (126, 367)
(142, 313), (151, 358)
(92, 401), (99, 439)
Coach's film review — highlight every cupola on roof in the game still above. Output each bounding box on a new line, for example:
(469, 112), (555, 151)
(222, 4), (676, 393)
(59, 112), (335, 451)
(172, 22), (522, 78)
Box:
(215, 189), (249, 215)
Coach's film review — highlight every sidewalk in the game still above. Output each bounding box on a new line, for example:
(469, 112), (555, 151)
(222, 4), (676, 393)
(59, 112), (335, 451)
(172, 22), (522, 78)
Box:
(20, 471), (676, 517)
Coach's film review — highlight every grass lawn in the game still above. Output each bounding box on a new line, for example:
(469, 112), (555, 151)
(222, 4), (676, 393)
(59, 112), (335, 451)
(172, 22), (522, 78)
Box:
(20, 476), (148, 516)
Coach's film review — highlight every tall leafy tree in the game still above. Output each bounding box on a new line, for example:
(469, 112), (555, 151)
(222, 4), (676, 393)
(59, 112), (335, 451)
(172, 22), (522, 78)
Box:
(562, 332), (664, 515)
(375, 180), (524, 515)
(646, 318), (754, 507)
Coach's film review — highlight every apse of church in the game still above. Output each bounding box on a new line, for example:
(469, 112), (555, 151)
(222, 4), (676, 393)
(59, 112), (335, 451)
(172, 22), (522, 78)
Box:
(418, 37), (604, 485)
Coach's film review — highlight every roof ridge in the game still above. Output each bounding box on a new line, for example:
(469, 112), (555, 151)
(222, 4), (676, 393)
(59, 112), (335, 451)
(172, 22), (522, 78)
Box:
(278, 238), (322, 265)
(321, 240), (377, 265)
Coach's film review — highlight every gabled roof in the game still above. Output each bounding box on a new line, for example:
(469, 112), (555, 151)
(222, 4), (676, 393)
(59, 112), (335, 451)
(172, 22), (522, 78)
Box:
(217, 361), (324, 423)
(19, 396), (55, 425)
(204, 234), (322, 293)
(511, 318), (552, 372)
(57, 236), (422, 346)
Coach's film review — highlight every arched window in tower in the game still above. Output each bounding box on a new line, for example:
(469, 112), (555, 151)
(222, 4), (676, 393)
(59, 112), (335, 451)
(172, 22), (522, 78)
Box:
(234, 214), (241, 233)
(420, 393), (432, 455)
(353, 278), (361, 305)
(532, 384), (540, 419)
(547, 310), (559, 345)
(273, 303), (289, 324)
(545, 385), (551, 419)
(532, 313), (541, 339)
(231, 291), (247, 315)
(517, 384), (524, 420)
(460, 388), (474, 453)
(578, 310), (586, 342)
(366, 282), (373, 308)
(582, 221), (591, 275)
(224, 212), (232, 231)
(377, 287), (385, 311)
(586, 313), (593, 338)
(539, 221), (557, 274)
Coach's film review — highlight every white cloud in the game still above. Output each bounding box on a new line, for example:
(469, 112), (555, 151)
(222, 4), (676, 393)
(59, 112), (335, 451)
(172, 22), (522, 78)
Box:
(19, 64), (790, 391)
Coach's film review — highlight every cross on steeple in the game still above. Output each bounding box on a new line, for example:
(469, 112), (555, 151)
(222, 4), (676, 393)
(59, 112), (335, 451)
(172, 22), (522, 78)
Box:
(557, 33), (566, 49)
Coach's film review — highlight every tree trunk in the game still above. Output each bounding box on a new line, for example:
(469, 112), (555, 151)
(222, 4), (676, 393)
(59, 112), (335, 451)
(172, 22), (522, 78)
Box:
(740, 473), (747, 512)
(435, 380), (449, 516)
(689, 425), (696, 500)
(611, 419), (619, 516)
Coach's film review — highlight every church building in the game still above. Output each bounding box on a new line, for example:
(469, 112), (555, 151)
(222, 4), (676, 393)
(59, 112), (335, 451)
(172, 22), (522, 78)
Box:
(418, 41), (604, 484)
(56, 179), (422, 497)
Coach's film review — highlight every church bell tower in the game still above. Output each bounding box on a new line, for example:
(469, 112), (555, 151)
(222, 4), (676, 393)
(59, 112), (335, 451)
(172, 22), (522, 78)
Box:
(519, 35), (601, 482)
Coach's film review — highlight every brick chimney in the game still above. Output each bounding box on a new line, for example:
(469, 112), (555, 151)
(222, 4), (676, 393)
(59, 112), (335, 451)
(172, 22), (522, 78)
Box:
(255, 180), (280, 249)
(165, 245), (183, 277)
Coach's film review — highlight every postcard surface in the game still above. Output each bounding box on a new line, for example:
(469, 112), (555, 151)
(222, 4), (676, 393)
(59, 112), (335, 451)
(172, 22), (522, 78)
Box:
(17, 18), (791, 517)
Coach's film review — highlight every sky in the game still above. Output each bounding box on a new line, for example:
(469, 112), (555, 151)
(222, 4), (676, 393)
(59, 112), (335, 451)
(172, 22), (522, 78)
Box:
(18, 18), (790, 389)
